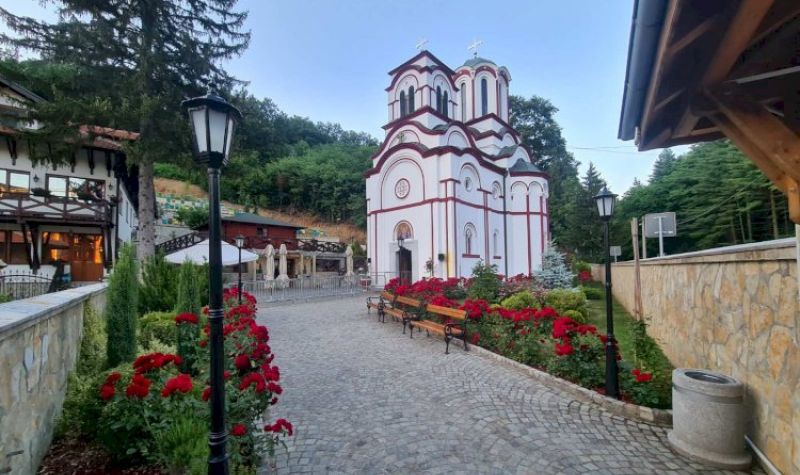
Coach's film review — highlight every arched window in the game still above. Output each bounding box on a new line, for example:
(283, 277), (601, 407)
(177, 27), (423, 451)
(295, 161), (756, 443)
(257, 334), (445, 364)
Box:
(460, 85), (467, 121)
(408, 86), (415, 113)
(399, 91), (407, 117)
(436, 86), (442, 114)
(480, 78), (488, 116)
(442, 91), (449, 118)
(395, 221), (413, 240)
(465, 224), (475, 255)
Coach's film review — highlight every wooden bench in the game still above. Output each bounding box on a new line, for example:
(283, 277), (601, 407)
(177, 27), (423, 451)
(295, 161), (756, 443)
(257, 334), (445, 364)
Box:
(409, 304), (469, 354)
(366, 292), (419, 333)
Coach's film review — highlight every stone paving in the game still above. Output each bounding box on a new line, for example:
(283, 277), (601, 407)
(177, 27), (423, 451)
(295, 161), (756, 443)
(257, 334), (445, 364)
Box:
(258, 295), (760, 474)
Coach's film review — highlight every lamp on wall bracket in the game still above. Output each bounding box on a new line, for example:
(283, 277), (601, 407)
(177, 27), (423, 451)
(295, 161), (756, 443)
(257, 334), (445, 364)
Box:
(33, 174), (39, 184)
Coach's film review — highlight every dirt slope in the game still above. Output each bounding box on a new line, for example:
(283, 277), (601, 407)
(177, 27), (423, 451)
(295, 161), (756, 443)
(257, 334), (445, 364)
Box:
(154, 178), (366, 243)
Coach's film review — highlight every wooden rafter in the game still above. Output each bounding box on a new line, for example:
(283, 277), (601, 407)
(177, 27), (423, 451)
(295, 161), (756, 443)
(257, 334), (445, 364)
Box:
(665, 14), (719, 59)
(707, 88), (800, 222)
(675, 0), (775, 137)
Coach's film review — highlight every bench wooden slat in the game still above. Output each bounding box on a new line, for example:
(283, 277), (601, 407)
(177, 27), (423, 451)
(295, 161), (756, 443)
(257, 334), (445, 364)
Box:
(395, 295), (422, 307)
(426, 304), (467, 320)
(381, 291), (394, 301)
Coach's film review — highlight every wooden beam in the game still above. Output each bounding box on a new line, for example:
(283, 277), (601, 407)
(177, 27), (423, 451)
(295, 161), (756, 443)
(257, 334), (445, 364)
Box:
(666, 14), (719, 59)
(785, 176), (800, 223)
(638, 0), (682, 147)
(676, 0), (775, 139)
(653, 88), (684, 113)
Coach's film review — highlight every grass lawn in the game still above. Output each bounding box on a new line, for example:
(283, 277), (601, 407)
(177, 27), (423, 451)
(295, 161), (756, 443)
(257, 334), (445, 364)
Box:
(583, 282), (673, 374)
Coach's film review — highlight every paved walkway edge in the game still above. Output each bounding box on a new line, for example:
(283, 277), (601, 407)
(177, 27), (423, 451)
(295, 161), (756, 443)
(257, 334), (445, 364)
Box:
(460, 338), (674, 426)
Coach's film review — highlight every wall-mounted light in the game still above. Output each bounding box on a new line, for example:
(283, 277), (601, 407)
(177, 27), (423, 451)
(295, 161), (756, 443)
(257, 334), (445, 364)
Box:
(109, 183), (114, 191)
(33, 174), (40, 183)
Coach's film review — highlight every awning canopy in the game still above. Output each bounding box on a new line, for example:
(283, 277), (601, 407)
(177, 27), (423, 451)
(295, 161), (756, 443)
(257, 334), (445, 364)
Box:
(165, 239), (259, 266)
(619, 0), (800, 222)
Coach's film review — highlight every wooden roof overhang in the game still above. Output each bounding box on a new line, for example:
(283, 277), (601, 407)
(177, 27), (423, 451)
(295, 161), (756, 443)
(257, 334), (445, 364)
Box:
(619, 0), (800, 222)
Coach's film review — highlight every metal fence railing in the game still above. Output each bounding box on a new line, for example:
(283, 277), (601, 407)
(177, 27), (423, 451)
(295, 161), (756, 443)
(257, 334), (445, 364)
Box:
(0, 271), (56, 302)
(240, 272), (402, 303)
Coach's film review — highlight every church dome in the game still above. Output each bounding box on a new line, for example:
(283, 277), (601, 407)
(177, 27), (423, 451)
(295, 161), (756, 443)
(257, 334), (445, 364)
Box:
(459, 56), (498, 69)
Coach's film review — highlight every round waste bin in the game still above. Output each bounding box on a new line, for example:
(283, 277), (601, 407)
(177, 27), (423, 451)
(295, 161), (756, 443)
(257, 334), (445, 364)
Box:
(668, 368), (751, 469)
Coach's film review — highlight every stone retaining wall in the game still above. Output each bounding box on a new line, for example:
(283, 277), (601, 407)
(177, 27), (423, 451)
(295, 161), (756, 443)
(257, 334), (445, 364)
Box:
(0, 283), (107, 475)
(592, 239), (798, 474)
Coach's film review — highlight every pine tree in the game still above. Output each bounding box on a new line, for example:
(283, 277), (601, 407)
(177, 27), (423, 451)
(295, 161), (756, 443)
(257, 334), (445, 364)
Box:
(175, 260), (200, 373)
(650, 148), (678, 183)
(535, 243), (575, 289)
(105, 244), (138, 367)
(0, 2), (250, 260)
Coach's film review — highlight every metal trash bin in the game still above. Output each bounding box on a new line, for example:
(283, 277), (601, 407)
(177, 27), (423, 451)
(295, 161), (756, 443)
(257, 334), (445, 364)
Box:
(668, 369), (752, 470)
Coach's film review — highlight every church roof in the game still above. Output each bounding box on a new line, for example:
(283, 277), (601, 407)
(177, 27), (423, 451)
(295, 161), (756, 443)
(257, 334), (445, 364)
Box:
(508, 158), (543, 174)
(460, 56), (497, 69)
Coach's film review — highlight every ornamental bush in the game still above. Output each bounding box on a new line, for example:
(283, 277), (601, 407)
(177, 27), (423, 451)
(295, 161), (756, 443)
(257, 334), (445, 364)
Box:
(544, 288), (588, 320)
(499, 291), (540, 311)
(466, 262), (501, 303)
(96, 289), (291, 471)
(105, 244), (138, 367)
(138, 252), (178, 315)
(579, 285), (604, 300)
(139, 311), (177, 348)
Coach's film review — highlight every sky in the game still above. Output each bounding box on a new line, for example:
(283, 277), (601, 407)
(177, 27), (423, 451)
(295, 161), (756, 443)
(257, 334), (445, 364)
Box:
(1, 0), (687, 194)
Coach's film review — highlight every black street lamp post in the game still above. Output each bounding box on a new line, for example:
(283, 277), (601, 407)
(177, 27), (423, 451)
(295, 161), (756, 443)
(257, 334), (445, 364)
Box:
(182, 91), (241, 475)
(235, 234), (245, 304)
(594, 185), (619, 399)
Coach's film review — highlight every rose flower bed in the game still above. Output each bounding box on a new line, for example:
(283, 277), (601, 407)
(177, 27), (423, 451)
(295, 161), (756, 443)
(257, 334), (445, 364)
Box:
(384, 275), (666, 408)
(95, 288), (291, 473)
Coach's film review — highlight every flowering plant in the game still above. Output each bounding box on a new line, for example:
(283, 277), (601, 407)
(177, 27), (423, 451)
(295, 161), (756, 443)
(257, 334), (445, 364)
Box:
(96, 290), (292, 471)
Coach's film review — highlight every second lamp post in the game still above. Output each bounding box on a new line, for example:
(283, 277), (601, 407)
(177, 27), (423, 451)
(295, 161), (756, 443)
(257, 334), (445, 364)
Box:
(594, 185), (619, 399)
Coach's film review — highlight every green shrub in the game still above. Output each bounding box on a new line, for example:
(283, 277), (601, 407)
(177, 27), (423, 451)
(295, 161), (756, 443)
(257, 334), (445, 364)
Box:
(175, 260), (201, 316)
(105, 244), (138, 367)
(500, 291), (540, 310)
(139, 252), (178, 315)
(561, 309), (587, 324)
(544, 288), (588, 319)
(0, 293), (11, 303)
(466, 262), (501, 303)
(573, 260), (591, 273)
(140, 311), (177, 348)
(580, 285), (604, 300)
(154, 162), (194, 181)
(175, 206), (209, 230)
(151, 416), (208, 474)
(56, 371), (109, 438)
(77, 304), (107, 374)
(444, 285), (466, 300)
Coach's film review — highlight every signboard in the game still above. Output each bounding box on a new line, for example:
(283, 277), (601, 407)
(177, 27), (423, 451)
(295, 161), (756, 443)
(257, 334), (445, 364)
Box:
(610, 246), (622, 257)
(644, 212), (677, 238)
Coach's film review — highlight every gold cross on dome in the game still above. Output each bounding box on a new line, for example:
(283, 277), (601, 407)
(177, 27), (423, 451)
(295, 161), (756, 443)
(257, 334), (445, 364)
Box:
(415, 38), (428, 51)
(468, 38), (483, 57)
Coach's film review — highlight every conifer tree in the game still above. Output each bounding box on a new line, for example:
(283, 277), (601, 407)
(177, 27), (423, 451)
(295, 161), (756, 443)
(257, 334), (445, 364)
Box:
(0, 1), (250, 260)
(105, 244), (138, 367)
(535, 243), (575, 289)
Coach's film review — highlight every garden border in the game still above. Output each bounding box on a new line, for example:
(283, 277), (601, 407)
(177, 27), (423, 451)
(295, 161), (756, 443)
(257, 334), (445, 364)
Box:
(464, 339), (673, 426)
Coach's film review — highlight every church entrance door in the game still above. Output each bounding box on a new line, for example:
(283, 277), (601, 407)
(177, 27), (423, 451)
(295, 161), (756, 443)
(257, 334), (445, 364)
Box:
(397, 247), (412, 283)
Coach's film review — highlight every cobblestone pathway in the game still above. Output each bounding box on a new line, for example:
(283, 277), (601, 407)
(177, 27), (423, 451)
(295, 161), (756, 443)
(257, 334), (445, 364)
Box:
(259, 296), (757, 475)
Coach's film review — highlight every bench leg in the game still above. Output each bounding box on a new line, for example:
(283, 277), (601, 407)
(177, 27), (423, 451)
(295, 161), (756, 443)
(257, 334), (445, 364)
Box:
(444, 334), (451, 354)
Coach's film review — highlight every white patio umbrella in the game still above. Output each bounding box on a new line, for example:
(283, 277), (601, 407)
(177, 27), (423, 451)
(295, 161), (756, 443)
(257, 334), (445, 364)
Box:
(165, 239), (258, 266)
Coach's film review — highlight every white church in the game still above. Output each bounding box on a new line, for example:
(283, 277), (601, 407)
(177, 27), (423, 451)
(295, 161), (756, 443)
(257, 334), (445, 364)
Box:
(365, 49), (550, 282)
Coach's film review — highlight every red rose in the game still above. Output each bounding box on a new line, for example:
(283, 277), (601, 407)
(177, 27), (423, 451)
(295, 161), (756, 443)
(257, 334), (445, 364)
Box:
(234, 354), (251, 371)
(175, 312), (199, 325)
(100, 384), (116, 400)
(635, 371), (653, 383)
(199, 339), (208, 348)
(202, 386), (212, 401)
(555, 342), (574, 356)
(266, 418), (293, 436)
(125, 374), (152, 399)
(105, 372), (122, 385)
(162, 373), (193, 397)
(231, 423), (247, 437)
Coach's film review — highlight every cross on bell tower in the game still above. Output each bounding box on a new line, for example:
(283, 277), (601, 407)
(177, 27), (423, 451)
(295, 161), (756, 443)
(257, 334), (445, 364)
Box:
(468, 38), (483, 57)
(415, 38), (428, 51)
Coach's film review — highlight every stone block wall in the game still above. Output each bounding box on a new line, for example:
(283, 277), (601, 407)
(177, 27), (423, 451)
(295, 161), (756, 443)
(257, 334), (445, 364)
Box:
(592, 239), (798, 474)
(0, 283), (107, 475)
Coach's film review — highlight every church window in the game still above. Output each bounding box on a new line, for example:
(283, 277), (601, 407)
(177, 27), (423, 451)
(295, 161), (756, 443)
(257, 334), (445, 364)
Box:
(394, 178), (410, 199)
(480, 78), (488, 116)
(460, 86), (467, 121)
(464, 177), (472, 192)
(399, 91), (407, 117)
(436, 86), (442, 114)
(395, 221), (413, 240)
(408, 86), (415, 113)
(492, 182), (501, 199)
(465, 224), (475, 255)
(442, 91), (449, 118)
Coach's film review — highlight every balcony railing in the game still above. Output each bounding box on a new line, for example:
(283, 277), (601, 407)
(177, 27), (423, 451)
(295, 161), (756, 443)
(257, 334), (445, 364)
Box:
(0, 192), (113, 224)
